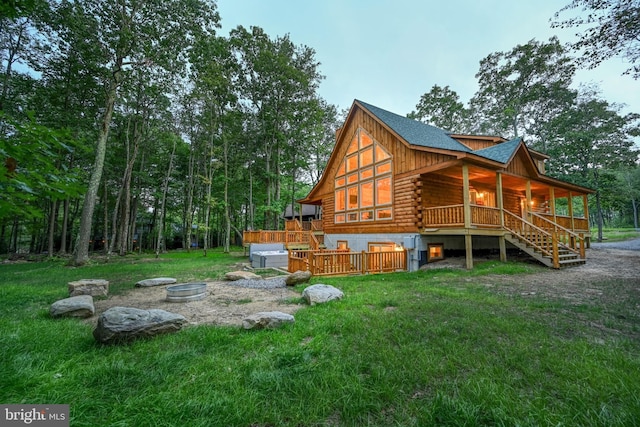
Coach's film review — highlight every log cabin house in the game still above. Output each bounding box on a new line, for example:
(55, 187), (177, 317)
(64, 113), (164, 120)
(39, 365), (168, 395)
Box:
(246, 100), (594, 274)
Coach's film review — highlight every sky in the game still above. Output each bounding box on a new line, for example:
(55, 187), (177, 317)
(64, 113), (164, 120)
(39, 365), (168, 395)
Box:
(217, 0), (638, 119)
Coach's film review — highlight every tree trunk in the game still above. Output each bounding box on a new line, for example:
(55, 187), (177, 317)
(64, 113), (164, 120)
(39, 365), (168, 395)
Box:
(59, 198), (70, 254)
(73, 70), (121, 265)
(156, 139), (176, 258)
(47, 200), (58, 258)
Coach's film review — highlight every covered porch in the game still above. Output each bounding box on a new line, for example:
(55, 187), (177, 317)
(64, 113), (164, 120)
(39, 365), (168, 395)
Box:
(416, 162), (592, 269)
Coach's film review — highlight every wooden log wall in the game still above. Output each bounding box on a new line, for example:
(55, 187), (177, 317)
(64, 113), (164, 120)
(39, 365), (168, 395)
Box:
(421, 174), (464, 208)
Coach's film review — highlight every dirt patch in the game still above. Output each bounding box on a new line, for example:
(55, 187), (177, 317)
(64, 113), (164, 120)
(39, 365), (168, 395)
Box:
(90, 281), (303, 327)
(478, 244), (640, 307)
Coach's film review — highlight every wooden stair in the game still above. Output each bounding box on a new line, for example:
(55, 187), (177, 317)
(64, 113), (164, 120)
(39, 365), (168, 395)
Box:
(505, 233), (586, 268)
(503, 211), (586, 269)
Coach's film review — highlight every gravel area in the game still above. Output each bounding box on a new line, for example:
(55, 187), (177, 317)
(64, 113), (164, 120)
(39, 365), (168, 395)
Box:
(224, 277), (288, 289)
(590, 237), (640, 251)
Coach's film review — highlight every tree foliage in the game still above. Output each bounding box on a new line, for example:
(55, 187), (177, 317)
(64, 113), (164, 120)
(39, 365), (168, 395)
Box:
(553, 0), (640, 79)
(408, 85), (470, 133)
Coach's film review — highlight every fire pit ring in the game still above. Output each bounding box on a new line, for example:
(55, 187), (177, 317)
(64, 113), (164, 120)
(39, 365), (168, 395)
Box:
(166, 283), (207, 302)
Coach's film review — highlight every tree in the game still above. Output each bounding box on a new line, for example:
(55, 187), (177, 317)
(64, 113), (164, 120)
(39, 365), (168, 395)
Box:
(408, 85), (470, 133)
(63, 0), (219, 265)
(616, 166), (640, 228)
(544, 91), (639, 240)
(470, 37), (575, 144)
(553, 0), (640, 79)
(230, 26), (325, 230)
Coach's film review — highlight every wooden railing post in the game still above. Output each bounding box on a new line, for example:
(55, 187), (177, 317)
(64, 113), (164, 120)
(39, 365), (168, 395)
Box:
(579, 233), (585, 259)
(362, 251), (366, 275)
(309, 251), (315, 275)
(552, 231), (559, 269)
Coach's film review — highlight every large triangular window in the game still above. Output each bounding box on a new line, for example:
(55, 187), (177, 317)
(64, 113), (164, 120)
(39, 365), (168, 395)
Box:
(334, 129), (393, 223)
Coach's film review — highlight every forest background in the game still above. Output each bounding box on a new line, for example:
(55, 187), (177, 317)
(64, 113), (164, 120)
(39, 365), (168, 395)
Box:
(1, 0), (639, 265)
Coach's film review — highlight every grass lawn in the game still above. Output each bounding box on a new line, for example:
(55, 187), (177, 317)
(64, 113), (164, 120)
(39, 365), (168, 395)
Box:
(1, 249), (639, 426)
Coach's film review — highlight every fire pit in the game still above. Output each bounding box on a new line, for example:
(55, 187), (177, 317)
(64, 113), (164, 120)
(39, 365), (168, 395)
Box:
(166, 283), (207, 302)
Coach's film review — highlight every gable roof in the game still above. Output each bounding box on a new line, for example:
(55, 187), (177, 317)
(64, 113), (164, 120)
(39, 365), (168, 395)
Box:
(356, 100), (472, 153)
(473, 137), (522, 163)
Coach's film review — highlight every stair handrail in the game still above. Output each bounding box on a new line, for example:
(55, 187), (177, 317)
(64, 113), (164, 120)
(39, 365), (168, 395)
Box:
(529, 212), (584, 257)
(503, 210), (555, 258)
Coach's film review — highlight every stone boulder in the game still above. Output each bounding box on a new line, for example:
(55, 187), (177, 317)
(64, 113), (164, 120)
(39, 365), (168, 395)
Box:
(68, 279), (109, 297)
(93, 307), (187, 344)
(50, 295), (95, 318)
(225, 270), (261, 281)
(302, 284), (344, 305)
(135, 277), (177, 287)
(285, 270), (312, 286)
(242, 311), (295, 330)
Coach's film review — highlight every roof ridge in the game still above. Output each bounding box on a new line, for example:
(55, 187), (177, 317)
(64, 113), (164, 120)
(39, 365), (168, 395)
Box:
(355, 100), (472, 153)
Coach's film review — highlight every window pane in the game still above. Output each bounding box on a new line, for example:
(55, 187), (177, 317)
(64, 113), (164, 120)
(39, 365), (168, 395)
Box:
(347, 154), (358, 172)
(348, 186), (358, 209)
(360, 210), (374, 221)
(347, 135), (358, 154)
(360, 131), (373, 148)
(360, 181), (374, 207)
(376, 162), (391, 175)
(335, 189), (345, 211)
(347, 173), (358, 184)
(335, 177), (345, 187)
(375, 143), (391, 161)
(335, 214), (345, 223)
(347, 212), (358, 222)
(337, 160), (345, 176)
(360, 147), (373, 167)
(376, 177), (392, 205)
(360, 167), (373, 180)
(376, 209), (392, 220)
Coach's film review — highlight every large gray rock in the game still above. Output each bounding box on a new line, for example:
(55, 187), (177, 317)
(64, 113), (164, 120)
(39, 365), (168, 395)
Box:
(285, 270), (312, 286)
(135, 277), (177, 287)
(93, 307), (187, 344)
(50, 295), (95, 318)
(242, 311), (295, 330)
(225, 270), (261, 281)
(68, 279), (109, 297)
(302, 284), (344, 305)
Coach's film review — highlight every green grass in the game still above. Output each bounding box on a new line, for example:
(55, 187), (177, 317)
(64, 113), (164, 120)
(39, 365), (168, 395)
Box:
(1, 249), (640, 426)
(594, 227), (640, 241)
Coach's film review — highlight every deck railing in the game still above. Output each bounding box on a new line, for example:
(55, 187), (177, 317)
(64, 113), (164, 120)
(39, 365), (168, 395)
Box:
(288, 249), (407, 276)
(422, 205), (464, 227)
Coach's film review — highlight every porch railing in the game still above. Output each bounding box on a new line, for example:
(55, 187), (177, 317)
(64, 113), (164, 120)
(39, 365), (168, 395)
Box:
(529, 212), (585, 258)
(288, 249), (408, 276)
(422, 204), (588, 234)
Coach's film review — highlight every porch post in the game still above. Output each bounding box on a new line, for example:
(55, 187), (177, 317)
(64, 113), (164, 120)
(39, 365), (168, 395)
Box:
(583, 193), (591, 248)
(525, 180), (532, 217)
(462, 165), (471, 228)
(462, 164), (473, 269)
(496, 172), (507, 262)
(568, 191), (574, 231)
(549, 187), (556, 223)
(465, 234), (473, 269)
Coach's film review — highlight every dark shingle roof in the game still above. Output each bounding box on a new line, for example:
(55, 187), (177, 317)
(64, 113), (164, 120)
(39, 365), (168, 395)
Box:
(473, 137), (522, 163)
(357, 100), (472, 153)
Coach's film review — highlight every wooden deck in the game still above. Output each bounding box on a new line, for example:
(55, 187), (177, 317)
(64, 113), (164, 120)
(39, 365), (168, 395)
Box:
(288, 249), (408, 276)
(243, 207), (589, 273)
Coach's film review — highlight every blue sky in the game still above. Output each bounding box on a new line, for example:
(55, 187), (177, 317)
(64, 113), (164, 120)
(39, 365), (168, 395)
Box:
(217, 0), (638, 119)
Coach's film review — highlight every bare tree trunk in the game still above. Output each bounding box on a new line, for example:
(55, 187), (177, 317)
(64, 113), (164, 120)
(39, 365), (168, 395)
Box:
(47, 200), (58, 257)
(59, 198), (70, 254)
(73, 70), (121, 265)
(156, 139), (177, 258)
